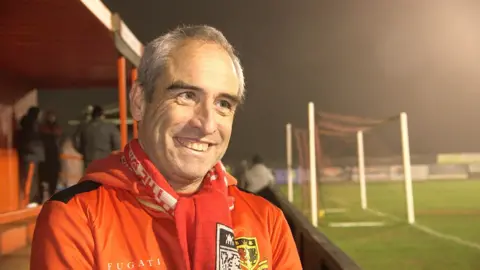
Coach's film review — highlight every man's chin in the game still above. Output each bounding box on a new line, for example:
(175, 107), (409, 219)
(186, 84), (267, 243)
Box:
(171, 162), (210, 178)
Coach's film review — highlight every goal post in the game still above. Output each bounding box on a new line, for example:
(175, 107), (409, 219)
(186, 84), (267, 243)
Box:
(355, 112), (415, 224)
(284, 103), (319, 227)
(308, 102), (319, 227)
(400, 112), (415, 224)
(285, 123), (294, 203)
(356, 130), (367, 210)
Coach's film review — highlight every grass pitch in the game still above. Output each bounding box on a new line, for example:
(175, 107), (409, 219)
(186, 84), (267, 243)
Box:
(279, 180), (480, 270)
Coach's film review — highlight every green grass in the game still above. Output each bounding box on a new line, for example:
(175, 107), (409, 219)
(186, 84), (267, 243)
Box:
(279, 180), (480, 270)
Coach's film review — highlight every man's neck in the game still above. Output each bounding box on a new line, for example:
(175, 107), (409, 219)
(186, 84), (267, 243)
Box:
(170, 179), (203, 195)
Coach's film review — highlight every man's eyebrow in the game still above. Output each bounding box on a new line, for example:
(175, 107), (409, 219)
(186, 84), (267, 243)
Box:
(219, 93), (242, 105)
(166, 80), (203, 91)
(167, 79), (242, 104)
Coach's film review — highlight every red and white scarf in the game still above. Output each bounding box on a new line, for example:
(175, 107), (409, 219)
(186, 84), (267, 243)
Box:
(121, 139), (240, 270)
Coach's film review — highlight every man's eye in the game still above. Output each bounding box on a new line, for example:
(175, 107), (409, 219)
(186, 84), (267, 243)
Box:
(179, 92), (196, 100)
(218, 100), (232, 110)
(176, 91), (197, 106)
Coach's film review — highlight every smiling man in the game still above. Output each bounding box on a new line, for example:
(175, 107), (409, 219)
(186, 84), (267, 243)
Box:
(30, 25), (301, 270)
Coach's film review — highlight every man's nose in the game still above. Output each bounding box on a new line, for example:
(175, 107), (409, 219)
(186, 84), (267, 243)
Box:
(192, 103), (217, 135)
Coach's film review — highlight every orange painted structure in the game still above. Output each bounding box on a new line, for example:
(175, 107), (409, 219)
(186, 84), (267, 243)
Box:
(0, 0), (143, 260)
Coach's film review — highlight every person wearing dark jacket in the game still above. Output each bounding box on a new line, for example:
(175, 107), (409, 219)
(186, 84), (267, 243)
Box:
(72, 105), (93, 153)
(39, 110), (62, 198)
(76, 105), (121, 167)
(17, 106), (45, 207)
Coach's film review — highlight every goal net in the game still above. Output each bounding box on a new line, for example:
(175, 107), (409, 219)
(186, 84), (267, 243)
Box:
(285, 104), (415, 227)
(284, 102), (480, 261)
(318, 111), (414, 224)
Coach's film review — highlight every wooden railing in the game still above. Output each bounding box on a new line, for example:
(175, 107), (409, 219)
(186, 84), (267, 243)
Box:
(0, 207), (41, 226)
(258, 186), (361, 270)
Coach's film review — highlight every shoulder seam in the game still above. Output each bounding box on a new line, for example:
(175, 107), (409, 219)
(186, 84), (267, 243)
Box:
(49, 180), (102, 204)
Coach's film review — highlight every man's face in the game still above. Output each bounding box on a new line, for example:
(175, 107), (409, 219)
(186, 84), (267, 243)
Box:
(131, 41), (240, 188)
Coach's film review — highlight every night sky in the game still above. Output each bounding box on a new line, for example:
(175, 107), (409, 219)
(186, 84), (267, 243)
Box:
(41, 1), (480, 165)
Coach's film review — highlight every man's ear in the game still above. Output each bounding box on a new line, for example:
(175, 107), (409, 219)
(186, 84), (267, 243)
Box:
(129, 82), (145, 121)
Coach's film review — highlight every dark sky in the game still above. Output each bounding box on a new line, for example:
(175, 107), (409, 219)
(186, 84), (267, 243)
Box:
(43, 1), (480, 165)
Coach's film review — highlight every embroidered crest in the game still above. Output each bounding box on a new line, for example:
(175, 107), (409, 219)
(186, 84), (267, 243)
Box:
(216, 224), (241, 270)
(235, 237), (269, 270)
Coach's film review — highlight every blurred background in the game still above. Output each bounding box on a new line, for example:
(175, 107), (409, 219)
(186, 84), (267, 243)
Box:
(1, 0), (480, 269)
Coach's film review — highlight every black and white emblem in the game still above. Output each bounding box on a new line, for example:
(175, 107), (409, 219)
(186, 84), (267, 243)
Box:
(216, 223), (241, 270)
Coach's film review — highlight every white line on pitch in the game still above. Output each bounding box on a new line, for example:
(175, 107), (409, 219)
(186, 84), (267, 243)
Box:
(324, 208), (347, 214)
(328, 221), (386, 228)
(366, 208), (480, 251)
(412, 223), (480, 251)
(366, 208), (402, 222)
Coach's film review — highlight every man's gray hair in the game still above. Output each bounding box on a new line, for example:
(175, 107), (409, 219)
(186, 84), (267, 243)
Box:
(137, 25), (245, 102)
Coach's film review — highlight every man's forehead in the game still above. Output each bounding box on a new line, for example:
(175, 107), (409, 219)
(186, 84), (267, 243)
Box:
(164, 41), (239, 96)
(169, 41), (234, 73)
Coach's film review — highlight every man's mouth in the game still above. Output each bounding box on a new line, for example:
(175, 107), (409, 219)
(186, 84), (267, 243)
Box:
(175, 137), (212, 152)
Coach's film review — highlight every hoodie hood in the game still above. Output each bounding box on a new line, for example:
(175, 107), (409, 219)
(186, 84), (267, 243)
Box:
(79, 153), (237, 196)
(79, 153), (142, 194)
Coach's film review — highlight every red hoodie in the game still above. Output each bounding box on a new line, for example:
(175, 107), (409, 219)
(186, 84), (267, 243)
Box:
(31, 153), (302, 270)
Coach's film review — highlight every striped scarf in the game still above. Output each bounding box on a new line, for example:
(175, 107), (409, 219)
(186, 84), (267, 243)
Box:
(121, 139), (240, 270)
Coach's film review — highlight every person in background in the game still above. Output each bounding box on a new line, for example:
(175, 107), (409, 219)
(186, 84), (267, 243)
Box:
(58, 137), (85, 190)
(17, 106), (45, 208)
(31, 25), (301, 270)
(76, 105), (121, 167)
(244, 154), (275, 194)
(233, 159), (249, 189)
(72, 105), (93, 155)
(39, 110), (62, 199)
